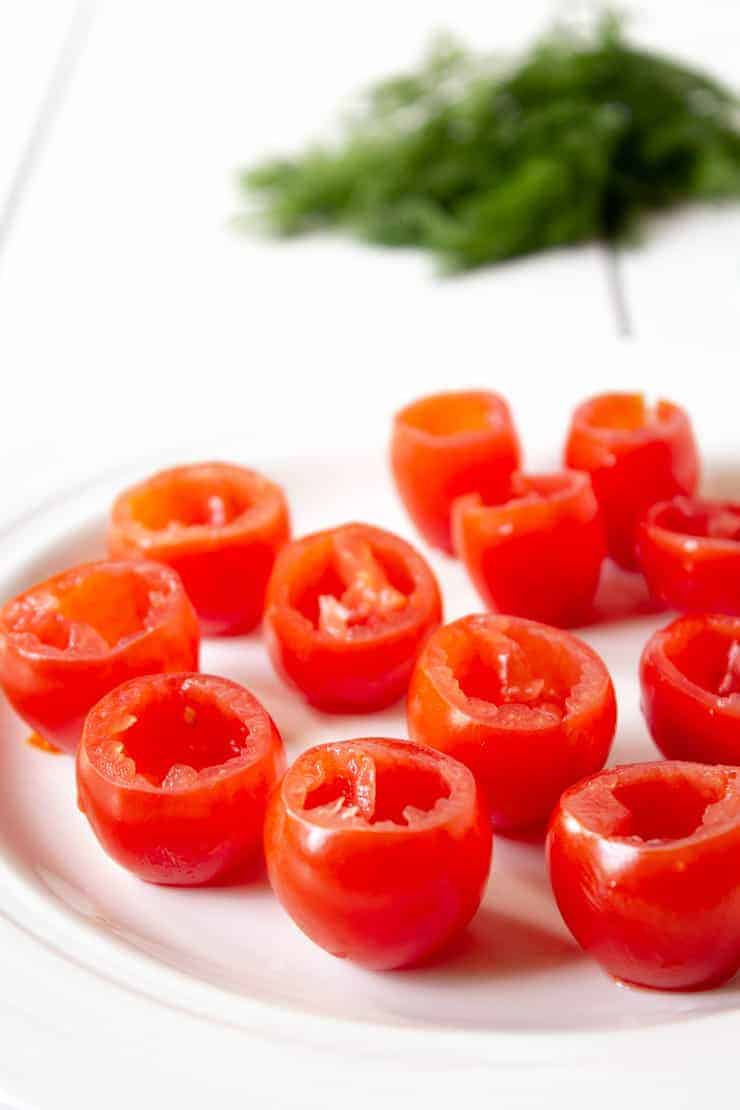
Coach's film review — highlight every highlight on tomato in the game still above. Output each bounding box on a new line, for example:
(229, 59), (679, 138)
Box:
(637, 496), (740, 615)
(547, 760), (740, 991)
(264, 737), (492, 970)
(263, 522), (442, 713)
(640, 613), (740, 764)
(0, 560), (199, 754)
(77, 672), (286, 885)
(564, 392), (699, 570)
(407, 614), (616, 832)
(109, 461), (291, 636)
(390, 390), (520, 553)
(452, 470), (606, 627)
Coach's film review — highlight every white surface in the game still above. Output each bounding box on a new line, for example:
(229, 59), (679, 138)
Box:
(0, 444), (738, 1110)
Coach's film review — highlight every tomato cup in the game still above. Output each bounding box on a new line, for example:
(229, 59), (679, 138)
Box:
(640, 614), (740, 764)
(407, 614), (616, 833)
(109, 461), (291, 636)
(637, 496), (740, 615)
(547, 761), (740, 991)
(264, 522), (442, 713)
(390, 390), (520, 553)
(77, 673), (286, 885)
(564, 392), (699, 570)
(0, 560), (199, 754)
(265, 737), (492, 970)
(452, 470), (606, 627)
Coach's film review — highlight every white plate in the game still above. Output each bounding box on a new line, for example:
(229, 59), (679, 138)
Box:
(0, 447), (738, 1109)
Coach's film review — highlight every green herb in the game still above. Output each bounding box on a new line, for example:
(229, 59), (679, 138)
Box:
(241, 14), (740, 272)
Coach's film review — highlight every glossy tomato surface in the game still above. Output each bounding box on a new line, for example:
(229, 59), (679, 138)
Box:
(564, 393), (699, 570)
(264, 522), (442, 712)
(0, 560), (199, 753)
(547, 761), (740, 990)
(452, 470), (606, 626)
(77, 672), (285, 885)
(640, 614), (740, 764)
(390, 390), (520, 553)
(407, 614), (616, 832)
(109, 461), (291, 635)
(265, 737), (492, 970)
(638, 496), (740, 615)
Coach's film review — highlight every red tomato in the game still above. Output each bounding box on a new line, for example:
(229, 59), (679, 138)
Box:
(77, 672), (286, 885)
(640, 614), (740, 764)
(0, 560), (199, 754)
(547, 760), (740, 991)
(637, 496), (740, 615)
(564, 392), (699, 570)
(390, 390), (520, 553)
(407, 614), (616, 832)
(264, 522), (442, 712)
(109, 462), (291, 635)
(452, 470), (606, 627)
(264, 737), (492, 969)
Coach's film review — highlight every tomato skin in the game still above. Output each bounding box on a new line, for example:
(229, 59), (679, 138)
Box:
(109, 462), (291, 636)
(0, 560), (199, 754)
(77, 673), (286, 885)
(640, 614), (740, 764)
(264, 523), (442, 713)
(547, 761), (740, 991)
(390, 390), (520, 553)
(637, 497), (740, 615)
(564, 393), (699, 570)
(264, 737), (492, 970)
(407, 614), (616, 832)
(452, 471), (606, 627)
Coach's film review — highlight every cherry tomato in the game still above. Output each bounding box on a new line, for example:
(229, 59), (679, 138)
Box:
(547, 760), (740, 991)
(77, 672), (285, 885)
(390, 390), (520, 553)
(407, 614), (616, 832)
(109, 461), (291, 635)
(452, 470), (606, 627)
(564, 392), (699, 570)
(0, 560), (199, 754)
(264, 522), (442, 713)
(637, 496), (740, 615)
(640, 613), (740, 764)
(264, 737), (491, 969)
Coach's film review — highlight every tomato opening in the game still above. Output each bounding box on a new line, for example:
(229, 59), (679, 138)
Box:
(125, 470), (253, 531)
(398, 391), (504, 436)
(612, 776), (726, 841)
(664, 620), (740, 699)
(649, 497), (740, 543)
(581, 393), (676, 434)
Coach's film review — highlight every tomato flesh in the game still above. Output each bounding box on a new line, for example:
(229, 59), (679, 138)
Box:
(640, 614), (740, 764)
(638, 496), (740, 614)
(407, 614), (616, 832)
(0, 560), (199, 753)
(452, 470), (606, 626)
(109, 462), (291, 636)
(564, 393), (699, 570)
(264, 737), (492, 969)
(547, 761), (740, 990)
(77, 672), (285, 885)
(390, 390), (520, 553)
(264, 522), (442, 712)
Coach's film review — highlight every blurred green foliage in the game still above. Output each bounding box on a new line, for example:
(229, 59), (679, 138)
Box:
(242, 15), (740, 271)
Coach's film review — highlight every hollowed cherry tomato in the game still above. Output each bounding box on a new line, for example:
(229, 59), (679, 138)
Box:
(637, 496), (740, 615)
(0, 560), (199, 753)
(109, 462), (291, 635)
(390, 390), (520, 553)
(564, 392), (699, 570)
(547, 760), (740, 991)
(264, 523), (442, 713)
(77, 672), (285, 885)
(407, 614), (616, 832)
(640, 614), (740, 764)
(452, 470), (606, 627)
(264, 737), (491, 969)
